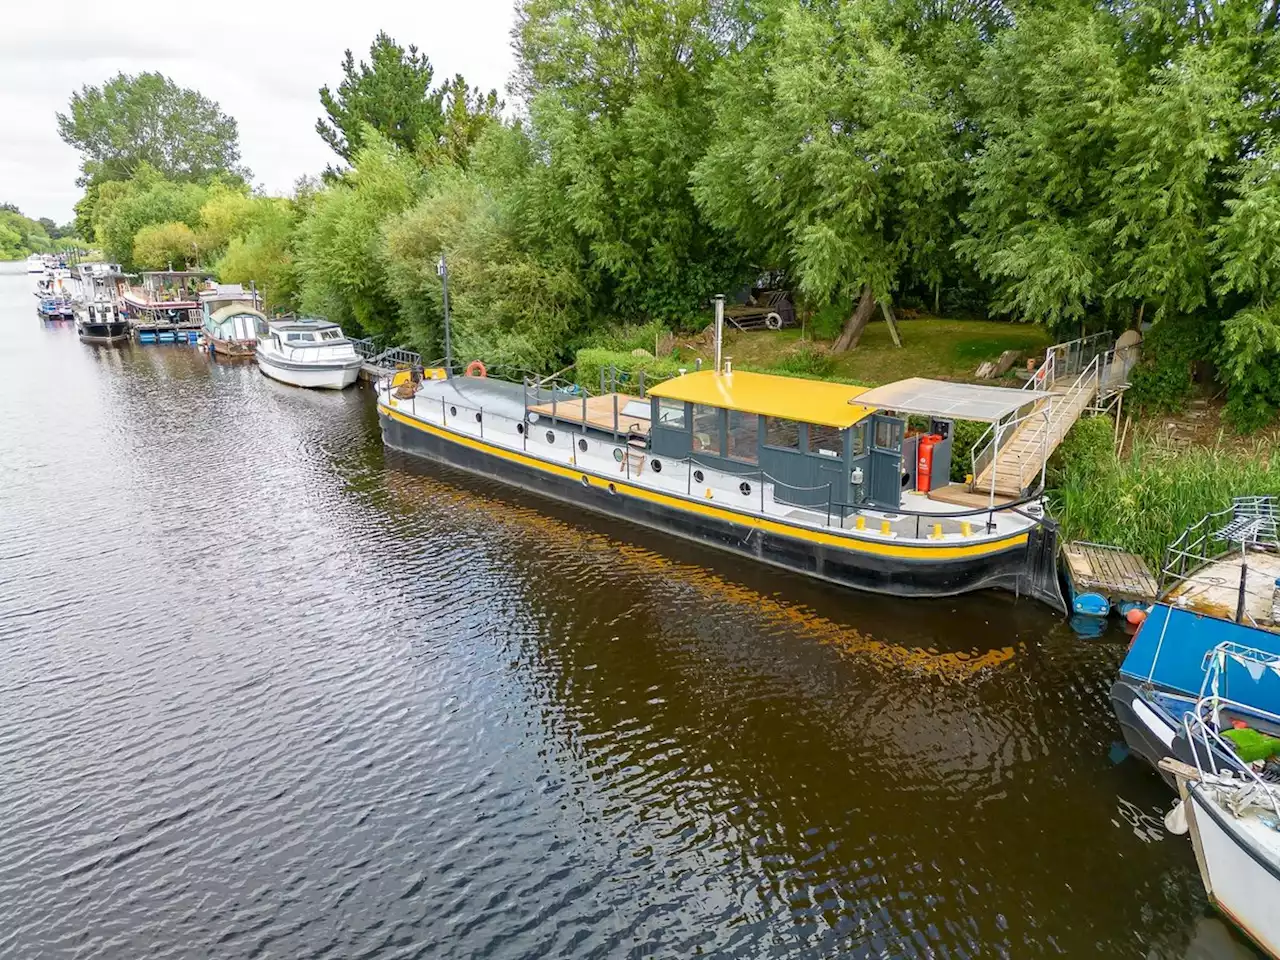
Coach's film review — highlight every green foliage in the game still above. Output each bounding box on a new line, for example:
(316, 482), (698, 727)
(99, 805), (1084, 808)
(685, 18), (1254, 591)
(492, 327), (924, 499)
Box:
(1048, 424), (1280, 568)
(515, 0), (749, 321)
(1128, 312), (1218, 413)
(769, 345), (835, 378)
(91, 166), (210, 268)
(317, 32), (500, 169)
(132, 221), (198, 270)
(947, 419), (990, 483)
(214, 198), (300, 311)
(58, 71), (245, 185)
(0, 207), (54, 259)
(583, 319), (669, 354)
(296, 133), (425, 339)
(573, 348), (684, 392)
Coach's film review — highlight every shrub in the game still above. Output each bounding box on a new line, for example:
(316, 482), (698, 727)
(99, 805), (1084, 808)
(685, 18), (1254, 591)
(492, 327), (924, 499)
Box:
(1127, 313), (1217, 414)
(574, 347), (685, 393)
(584, 319), (671, 355)
(769, 345), (835, 378)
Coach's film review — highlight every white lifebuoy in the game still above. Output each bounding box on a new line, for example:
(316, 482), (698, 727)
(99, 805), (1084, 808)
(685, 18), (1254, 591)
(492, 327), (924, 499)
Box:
(765, 312), (783, 330)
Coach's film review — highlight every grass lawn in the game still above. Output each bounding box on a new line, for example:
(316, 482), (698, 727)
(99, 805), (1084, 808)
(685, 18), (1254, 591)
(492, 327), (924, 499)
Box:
(679, 316), (1054, 386)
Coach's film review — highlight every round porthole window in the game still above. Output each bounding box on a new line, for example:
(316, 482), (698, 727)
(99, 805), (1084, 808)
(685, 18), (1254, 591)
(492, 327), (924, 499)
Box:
(607, 483), (617, 495)
(546, 430), (556, 444)
(517, 422), (525, 435)
(578, 438), (588, 453)
(740, 481), (752, 496)
(651, 459), (662, 473)
(450, 405), (457, 417)
(693, 469), (704, 483)
(612, 448), (624, 463)
(580, 475), (590, 487)
(475, 412), (482, 423)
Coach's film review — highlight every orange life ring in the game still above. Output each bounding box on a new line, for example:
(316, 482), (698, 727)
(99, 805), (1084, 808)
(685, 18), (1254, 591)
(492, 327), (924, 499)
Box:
(465, 360), (487, 378)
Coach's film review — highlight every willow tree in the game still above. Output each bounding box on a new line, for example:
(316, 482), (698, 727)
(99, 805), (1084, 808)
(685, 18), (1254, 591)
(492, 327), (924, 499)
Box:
(692, 0), (960, 350)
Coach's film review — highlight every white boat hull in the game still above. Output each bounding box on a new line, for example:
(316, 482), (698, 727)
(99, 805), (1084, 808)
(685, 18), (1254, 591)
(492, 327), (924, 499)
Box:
(1187, 784), (1280, 958)
(256, 352), (361, 390)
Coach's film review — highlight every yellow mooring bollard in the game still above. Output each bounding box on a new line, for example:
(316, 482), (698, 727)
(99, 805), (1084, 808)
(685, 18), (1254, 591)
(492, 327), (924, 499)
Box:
(880, 520), (892, 536)
(855, 515), (866, 531)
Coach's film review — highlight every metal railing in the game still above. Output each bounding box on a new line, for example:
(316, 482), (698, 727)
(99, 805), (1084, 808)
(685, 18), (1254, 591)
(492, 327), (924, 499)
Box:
(1160, 497), (1280, 593)
(1182, 702), (1280, 823)
(383, 378), (1047, 541)
(970, 351), (1102, 495)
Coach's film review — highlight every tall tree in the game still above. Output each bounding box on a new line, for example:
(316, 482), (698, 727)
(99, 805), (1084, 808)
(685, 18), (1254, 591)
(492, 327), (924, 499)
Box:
(58, 72), (246, 185)
(513, 0), (748, 322)
(693, 0), (961, 349)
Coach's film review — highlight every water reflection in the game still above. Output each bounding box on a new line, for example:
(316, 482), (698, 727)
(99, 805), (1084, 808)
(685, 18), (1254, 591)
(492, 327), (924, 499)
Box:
(0, 261), (1259, 959)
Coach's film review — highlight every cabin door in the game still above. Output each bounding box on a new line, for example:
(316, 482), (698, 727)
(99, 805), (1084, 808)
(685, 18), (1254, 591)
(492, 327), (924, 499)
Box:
(868, 415), (904, 508)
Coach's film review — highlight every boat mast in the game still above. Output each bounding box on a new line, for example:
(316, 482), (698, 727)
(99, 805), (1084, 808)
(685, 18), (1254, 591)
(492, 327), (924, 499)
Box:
(713, 294), (724, 375)
(438, 254), (453, 379)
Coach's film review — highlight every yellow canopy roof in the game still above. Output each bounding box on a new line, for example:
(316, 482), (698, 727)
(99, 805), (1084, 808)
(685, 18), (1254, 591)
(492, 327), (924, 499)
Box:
(648, 370), (874, 428)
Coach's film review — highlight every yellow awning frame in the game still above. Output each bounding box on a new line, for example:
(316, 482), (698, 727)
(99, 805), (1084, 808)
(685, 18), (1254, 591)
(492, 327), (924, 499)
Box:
(648, 370), (875, 429)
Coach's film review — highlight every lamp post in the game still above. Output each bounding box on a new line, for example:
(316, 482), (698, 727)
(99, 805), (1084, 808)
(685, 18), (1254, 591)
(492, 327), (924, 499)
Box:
(438, 253), (452, 379)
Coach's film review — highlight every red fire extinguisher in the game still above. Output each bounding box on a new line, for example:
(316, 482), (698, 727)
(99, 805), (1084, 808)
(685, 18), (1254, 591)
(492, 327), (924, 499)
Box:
(916, 434), (942, 494)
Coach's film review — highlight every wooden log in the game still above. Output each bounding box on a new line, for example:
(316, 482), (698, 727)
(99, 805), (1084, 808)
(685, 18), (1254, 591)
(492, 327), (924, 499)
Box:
(1158, 757), (1202, 782)
(977, 349), (1022, 380)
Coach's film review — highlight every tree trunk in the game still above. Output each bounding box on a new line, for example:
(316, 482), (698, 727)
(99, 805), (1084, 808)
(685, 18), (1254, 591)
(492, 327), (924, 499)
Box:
(832, 284), (877, 353)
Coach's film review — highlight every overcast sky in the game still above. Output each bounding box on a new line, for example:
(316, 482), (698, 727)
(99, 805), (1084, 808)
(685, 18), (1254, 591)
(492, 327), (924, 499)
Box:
(0, 1), (518, 223)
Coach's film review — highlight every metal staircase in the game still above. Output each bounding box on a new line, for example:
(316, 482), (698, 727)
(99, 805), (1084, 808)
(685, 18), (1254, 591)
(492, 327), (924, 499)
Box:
(970, 334), (1133, 498)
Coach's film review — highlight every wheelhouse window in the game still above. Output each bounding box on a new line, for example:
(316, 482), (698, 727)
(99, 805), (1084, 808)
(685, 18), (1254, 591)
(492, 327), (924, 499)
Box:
(809, 424), (844, 458)
(692, 405), (721, 456)
(287, 332), (316, 342)
(764, 417), (801, 450)
(873, 419), (902, 452)
(657, 398), (686, 429)
(726, 411), (759, 463)
(320, 330), (341, 341)
(850, 422), (867, 456)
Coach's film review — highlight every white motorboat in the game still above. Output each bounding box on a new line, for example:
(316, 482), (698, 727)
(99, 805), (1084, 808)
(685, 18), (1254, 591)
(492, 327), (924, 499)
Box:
(255, 318), (362, 390)
(1162, 655), (1280, 959)
(26, 253), (45, 274)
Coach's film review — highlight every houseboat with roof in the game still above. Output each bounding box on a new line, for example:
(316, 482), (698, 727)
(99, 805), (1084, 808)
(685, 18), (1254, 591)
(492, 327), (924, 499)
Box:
(200, 284), (265, 358)
(73, 262), (130, 345)
(375, 301), (1065, 609)
(120, 270), (210, 344)
(255, 317), (363, 389)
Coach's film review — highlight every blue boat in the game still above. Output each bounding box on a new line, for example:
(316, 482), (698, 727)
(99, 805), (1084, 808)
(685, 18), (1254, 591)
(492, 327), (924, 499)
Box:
(1111, 497), (1280, 788)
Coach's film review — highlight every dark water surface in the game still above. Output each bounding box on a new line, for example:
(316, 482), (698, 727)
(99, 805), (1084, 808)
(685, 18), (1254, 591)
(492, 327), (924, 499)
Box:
(0, 262), (1256, 959)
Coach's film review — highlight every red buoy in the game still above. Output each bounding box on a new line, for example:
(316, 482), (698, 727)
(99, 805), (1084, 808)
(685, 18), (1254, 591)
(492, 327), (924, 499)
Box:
(1125, 607), (1147, 626)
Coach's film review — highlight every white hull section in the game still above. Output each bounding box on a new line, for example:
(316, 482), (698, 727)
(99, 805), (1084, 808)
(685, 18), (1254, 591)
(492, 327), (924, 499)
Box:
(1188, 786), (1280, 957)
(256, 353), (360, 390)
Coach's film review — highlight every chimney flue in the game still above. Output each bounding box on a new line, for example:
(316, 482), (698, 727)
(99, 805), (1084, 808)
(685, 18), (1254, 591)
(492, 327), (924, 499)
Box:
(713, 295), (725, 374)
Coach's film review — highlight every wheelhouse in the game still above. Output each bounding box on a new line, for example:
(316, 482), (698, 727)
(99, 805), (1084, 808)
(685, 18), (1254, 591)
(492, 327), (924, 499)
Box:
(646, 370), (954, 514)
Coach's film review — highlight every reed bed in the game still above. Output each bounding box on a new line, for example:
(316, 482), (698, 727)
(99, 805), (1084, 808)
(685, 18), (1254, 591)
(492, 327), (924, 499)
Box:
(1048, 416), (1280, 569)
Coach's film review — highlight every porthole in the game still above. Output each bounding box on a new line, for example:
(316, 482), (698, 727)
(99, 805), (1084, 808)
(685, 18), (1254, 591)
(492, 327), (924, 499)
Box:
(578, 438), (588, 453)
(450, 405), (457, 417)
(580, 475), (590, 487)
(475, 412), (482, 423)
(693, 469), (704, 483)
(546, 430), (556, 444)
(739, 481), (752, 496)
(612, 448), (624, 463)
(651, 459), (662, 473)
(517, 422), (525, 435)
(607, 483), (617, 495)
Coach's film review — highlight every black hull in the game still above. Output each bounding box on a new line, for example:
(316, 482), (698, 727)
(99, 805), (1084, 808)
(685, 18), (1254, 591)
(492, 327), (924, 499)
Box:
(1109, 678), (1241, 790)
(78, 321), (130, 345)
(380, 409), (1065, 609)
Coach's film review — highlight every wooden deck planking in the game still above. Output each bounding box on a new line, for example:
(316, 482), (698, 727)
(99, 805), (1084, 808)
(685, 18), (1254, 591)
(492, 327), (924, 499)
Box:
(528, 392), (651, 436)
(1062, 541), (1159, 601)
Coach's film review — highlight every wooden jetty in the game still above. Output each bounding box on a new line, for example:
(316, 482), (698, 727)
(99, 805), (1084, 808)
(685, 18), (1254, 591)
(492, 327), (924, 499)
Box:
(1062, 541), (1159, 606)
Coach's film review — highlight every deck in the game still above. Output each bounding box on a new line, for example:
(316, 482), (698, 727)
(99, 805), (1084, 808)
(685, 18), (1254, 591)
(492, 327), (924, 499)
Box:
(1062, 541), (1159, 603)
(528, 393), (650, 436)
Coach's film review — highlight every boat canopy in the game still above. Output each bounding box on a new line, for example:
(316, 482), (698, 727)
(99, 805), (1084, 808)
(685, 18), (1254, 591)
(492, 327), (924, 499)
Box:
(209, 303), (266, 325)
(648, 370), (874, 428)
(852, 377), (1036, 423)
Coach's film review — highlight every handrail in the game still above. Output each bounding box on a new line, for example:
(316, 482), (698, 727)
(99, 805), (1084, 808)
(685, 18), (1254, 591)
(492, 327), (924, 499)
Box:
(384, 382), (1053, 541)
(1182, 706), (1280, 823)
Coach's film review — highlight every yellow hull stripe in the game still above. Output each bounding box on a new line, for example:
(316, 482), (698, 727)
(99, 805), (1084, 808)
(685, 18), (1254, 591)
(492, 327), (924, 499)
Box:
(380, 405), (1029, 561)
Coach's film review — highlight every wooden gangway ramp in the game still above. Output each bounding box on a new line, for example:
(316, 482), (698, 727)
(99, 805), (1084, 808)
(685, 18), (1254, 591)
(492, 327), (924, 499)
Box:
(1062, 541), (1159, 604)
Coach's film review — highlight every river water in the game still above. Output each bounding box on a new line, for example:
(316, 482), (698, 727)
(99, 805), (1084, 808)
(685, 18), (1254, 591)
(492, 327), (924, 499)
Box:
(0, 261), (1257, 959)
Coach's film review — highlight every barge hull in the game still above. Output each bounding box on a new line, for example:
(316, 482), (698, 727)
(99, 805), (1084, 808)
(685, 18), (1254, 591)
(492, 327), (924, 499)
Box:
(380, 408), (1063, 607)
